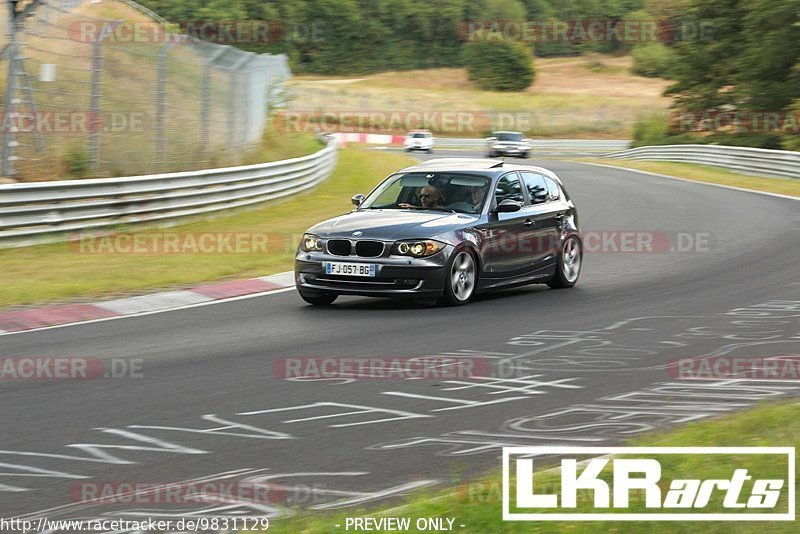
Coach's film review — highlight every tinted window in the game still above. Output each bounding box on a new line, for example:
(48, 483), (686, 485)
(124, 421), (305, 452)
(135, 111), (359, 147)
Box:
(496, 132), (523, 142)
(545, 177), (561, 201)
(520, 172), (549, 204)
(494, 173), (524, 205)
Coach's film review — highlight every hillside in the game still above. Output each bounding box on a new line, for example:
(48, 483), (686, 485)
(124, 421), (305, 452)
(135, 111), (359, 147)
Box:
(287, 55), (673, 138)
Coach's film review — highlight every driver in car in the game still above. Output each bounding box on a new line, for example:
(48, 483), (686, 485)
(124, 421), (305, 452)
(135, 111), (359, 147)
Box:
(419, 186), (442, 208)
(400, 186), (442, 209)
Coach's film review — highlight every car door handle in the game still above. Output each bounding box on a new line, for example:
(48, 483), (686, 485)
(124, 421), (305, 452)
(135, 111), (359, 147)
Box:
(523, 219), (534, 227)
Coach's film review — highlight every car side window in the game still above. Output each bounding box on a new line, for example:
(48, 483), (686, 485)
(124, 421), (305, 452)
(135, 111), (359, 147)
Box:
(494, 173), (524, 205)
(520, 172), (549, 205)
(544, 177), (561, 201)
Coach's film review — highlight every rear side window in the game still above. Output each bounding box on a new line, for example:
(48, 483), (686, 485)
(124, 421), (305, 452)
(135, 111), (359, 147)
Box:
(544, 177), (561, 201)
(520, 172), (549, 205)
(494, 173), (524, 204)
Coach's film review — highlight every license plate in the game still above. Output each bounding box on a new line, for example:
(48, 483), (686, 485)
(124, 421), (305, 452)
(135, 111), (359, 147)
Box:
(325, 262), (376, 277)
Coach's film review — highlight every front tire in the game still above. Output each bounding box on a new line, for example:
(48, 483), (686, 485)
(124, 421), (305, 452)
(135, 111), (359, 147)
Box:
(298, 291), (338, 305)
(438, 250), (478, 306)
(547, 236), (582, 289)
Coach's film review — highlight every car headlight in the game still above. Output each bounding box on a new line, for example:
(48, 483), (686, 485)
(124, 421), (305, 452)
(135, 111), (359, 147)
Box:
(391, 240), (444, 257)
(300, 233), (323, 252)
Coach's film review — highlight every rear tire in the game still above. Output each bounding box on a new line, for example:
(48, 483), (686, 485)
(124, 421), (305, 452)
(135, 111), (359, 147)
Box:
(547, 236), (582, 289)
(298, 291), (338, 305)
(438, 250), (478, 306)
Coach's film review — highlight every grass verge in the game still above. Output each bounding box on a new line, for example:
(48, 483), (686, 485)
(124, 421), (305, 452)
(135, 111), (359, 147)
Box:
(0, 148), (414, 309)
(253, 400), (800, 533)
(577, 159), (800, 198)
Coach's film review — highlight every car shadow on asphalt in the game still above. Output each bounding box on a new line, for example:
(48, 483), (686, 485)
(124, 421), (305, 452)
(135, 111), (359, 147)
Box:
(296, 285), (551, 312)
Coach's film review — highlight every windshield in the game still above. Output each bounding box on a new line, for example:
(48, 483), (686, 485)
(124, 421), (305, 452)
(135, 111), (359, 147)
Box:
(410, 132), (429, 138)
(496, 132), (524, 141)
(359, 172), (491, 214)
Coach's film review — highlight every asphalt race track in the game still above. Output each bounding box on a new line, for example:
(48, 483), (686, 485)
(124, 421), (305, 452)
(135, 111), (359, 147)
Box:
(2, 151), (799, 527)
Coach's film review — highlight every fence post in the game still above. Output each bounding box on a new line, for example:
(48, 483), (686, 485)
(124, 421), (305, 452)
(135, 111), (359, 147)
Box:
(1, 43), (18, 177)
(227, 68), (238, 154)
(156, 43), (172, 167)
(1, 0), (19, 177)
(238, 54), (255, 147)
(89, 36), (103, 172)
(201, 46), (228, 161)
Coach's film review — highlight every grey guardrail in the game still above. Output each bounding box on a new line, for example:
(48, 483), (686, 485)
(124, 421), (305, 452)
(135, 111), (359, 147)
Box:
(605, 144), (800, 180)
(432, 138), (631, 154)
(0, 140), (338, 248)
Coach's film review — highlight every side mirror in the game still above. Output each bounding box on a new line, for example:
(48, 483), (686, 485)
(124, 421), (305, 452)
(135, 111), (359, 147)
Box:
(495, 199), (523, 213)
(351, 194), (365, 207)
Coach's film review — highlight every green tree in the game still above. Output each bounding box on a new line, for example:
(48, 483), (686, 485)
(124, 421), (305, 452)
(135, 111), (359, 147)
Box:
(461, 40), (535, 91)
(736, 0), (800, 110)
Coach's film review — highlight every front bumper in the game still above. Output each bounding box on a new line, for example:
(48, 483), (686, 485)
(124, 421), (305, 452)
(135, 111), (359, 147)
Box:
(491, 145), (529, 155)
(295, 249), (451, 298)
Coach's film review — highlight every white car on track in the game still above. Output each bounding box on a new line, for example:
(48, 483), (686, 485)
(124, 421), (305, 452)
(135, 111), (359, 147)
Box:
(404, 130), (434, 153)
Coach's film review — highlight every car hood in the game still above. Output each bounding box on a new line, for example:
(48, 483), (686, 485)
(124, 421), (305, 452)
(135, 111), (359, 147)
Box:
(308, 209), (477, 241)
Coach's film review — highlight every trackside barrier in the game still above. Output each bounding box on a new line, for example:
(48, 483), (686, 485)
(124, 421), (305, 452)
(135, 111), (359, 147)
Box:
(605, 144), (800, 180)
(0, 140), (338, 247)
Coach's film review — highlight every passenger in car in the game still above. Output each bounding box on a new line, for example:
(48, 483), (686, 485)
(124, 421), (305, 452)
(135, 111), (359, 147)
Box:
(470, 185), (487, 209)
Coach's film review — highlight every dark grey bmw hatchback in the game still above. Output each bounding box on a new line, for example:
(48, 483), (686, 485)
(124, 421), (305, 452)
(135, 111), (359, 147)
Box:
(295, 158), (582, 306)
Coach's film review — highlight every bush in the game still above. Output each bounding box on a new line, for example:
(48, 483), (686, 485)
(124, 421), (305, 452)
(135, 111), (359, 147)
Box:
(461, 40), (534, 92)
(632, 113), (674, 147)
(633, 113), (789, 149)
(63, 145), (91, 178)
(782, 99), (800, 151)
(702, 132), (785, 150)
(631, 43), (675, 78)
(781, 135), (800, 152)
